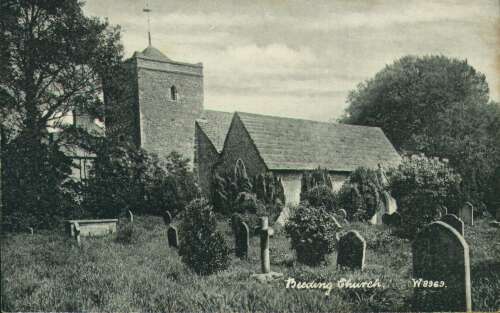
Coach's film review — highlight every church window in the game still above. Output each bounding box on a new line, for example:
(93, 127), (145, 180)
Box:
(170, 85), (178, 101)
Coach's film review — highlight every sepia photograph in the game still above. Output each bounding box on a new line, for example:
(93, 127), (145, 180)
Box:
(0, 0), (499, 312)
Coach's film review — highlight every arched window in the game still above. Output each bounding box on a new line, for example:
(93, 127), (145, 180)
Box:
(170, 85), (178, 101)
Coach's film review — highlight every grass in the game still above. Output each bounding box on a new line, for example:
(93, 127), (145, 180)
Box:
(1, 216), (499, 312)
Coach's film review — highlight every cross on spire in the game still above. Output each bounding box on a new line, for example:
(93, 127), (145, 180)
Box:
(143, 0), (152, 46)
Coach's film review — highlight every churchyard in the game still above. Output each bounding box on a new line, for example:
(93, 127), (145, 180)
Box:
(2, 212), (499, 312)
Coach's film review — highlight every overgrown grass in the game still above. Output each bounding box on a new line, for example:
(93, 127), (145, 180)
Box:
(1, 216), (499, 312)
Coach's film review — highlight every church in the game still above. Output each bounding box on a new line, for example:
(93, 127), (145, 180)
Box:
(105, 44), (401, 206)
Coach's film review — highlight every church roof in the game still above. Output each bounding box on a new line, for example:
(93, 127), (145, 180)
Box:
(235, 112), (401, 172)
(133, 45), (171, 62)
(196, 110), (234, 153)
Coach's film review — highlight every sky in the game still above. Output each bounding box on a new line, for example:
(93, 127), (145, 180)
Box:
(83, 0), (499, 122)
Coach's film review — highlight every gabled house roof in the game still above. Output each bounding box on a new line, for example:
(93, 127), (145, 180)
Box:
(196, 110), (234, 153)
(235, 111), (401, 172)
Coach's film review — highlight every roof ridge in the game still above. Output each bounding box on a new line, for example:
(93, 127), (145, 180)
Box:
(235, 111), (382, 130)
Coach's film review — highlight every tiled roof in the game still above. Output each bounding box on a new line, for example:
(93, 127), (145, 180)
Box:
(197, 110), (234, 153)
(236, 112), (401, 171)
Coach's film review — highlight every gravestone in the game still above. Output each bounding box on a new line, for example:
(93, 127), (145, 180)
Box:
(167, 226), (179, 248)
(260, 217), (270, 274)
(27, 227), (34, 235)
(442, 206), (448, 215)
(459, 202), (474, 226)
(331, 216), (342, 229)
(163, 210), (172, 225)
(235, 221), (250, 259)
(412, 221), (471, 312)
(337, 230), (366, 270)
(441, 214), (464, 236)
(128, 210), (134, 223)
(338, 209), (347, 220)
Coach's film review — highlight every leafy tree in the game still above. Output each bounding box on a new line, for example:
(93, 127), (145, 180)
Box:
(0, 0), (125, 227)
(82, 140), (199, 218)
(342, 55), (499, 208)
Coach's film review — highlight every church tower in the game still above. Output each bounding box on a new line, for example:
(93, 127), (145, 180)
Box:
(105, 47), (204, 164)
(105, 2), (204, 164)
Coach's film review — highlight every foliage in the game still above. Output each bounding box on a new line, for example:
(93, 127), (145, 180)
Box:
(115, 221), (136, 245)
(82, 140), (198, 218)
(178, 199), (230, 275)
(341, 55), (500, 209)
(212, 160), (285, 215)
(301, 185), (337, 211)
(0, 0), (126, 230)
(336, 167), (387, 221)
(285, 204), (341, 266)
(388, 155), (462, 238)
(300, 168), (333, 198)
(1, 134), (78, 231)
(485, 165), (500, 217)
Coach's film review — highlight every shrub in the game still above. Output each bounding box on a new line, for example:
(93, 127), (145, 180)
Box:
(179, 199), (230, 275)
(300, 167), (333, 199)
(301, 185), (336, 211)
(115, 221), (136, 244)
(388, 155), (462, 238)
(285, 204), (341, 266)
(82, 141), (199, 218)
(336, 167), (386, 221)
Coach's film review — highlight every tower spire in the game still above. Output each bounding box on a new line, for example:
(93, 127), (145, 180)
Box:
(143, 0), (152, 46)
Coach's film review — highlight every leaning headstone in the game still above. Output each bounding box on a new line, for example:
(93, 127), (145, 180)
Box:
(163, 210), (172, 225)
(412, 221), (471, 312)
(167, 226), (178, 248)
(128, 210), (134, 223)
(459, 202), (474, 226)
(235, 221), (250, 259)
(74, 222), (81, 246)
(441, 214), (464, 236)
(337, 230), (366, 270)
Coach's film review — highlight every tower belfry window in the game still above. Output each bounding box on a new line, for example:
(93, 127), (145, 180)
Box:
(170, 85), (178, 101)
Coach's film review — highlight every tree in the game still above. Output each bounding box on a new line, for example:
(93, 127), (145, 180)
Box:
(0, 0), (124, 224)
(82, 140), (199, 218)
(342, 55), (500, 208)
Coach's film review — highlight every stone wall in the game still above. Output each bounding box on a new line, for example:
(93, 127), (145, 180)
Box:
(136, 59), (203, 163)
(216, 114), (267, 178)
(194, 123), (220, 198)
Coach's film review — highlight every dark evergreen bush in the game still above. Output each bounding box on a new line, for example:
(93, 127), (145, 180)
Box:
(336, 167), (386, 221)
(388, 155), (462, 238)
(179, 199), (230, 275)
(300, 168), (333, 198)
(301, 185), (336, 211)
(285, 204), (341, 266)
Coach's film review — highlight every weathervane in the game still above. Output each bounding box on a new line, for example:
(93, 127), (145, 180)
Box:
(143, 0), (152, 46)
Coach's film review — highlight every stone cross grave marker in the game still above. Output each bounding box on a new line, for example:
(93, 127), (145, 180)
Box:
(441, 214), (464, 236)
(128, 210), (134, 223)
(167, 226), (179, 248)
(260, 217), (270, 274)
(412, 221), (471, 312)
(163, 210), (172, 225)
(235, 221), (250, 259)
(459, 202), (474, 226)
(337, 230), (366, 270)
